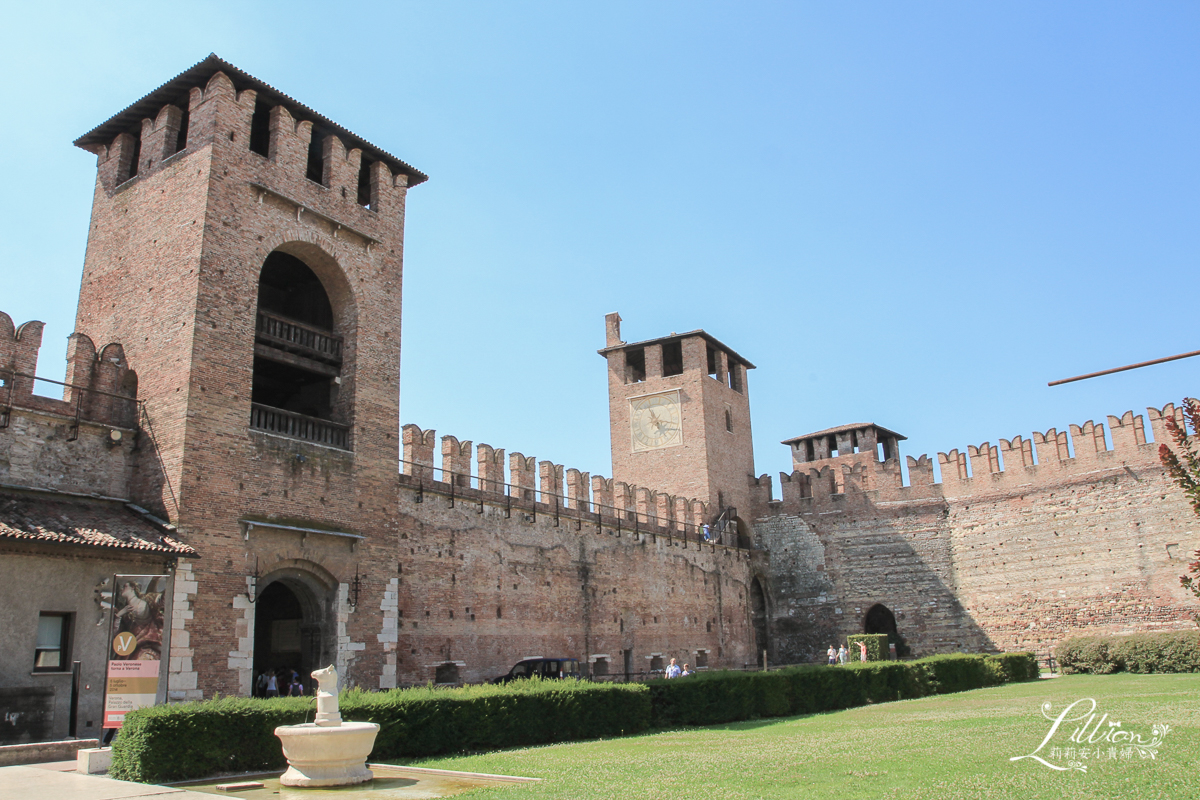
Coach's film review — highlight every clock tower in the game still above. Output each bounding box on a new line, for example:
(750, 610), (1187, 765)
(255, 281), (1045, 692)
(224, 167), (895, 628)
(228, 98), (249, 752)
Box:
(599, 313), (756, 516)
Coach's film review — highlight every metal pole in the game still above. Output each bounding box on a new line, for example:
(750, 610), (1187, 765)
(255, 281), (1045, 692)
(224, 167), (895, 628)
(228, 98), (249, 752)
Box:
(1049, 348), (1200, 386)
(69, 661), (81, 738)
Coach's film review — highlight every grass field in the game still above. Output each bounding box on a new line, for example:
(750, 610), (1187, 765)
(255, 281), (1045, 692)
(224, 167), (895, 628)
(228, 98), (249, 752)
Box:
(410, 673), (1199, 800)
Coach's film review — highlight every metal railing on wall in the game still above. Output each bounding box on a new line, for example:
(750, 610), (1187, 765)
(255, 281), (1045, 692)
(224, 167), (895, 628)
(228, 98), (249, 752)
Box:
(0, 367), (139, 440)
(397, 459), (746, 551)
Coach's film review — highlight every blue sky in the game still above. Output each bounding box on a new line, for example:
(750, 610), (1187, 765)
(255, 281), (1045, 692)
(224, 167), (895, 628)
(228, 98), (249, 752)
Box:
(2, 2), (1197, 489)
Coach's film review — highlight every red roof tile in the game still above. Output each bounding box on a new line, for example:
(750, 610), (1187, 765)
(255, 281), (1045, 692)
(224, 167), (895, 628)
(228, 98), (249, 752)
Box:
(0, 491), (196, 556)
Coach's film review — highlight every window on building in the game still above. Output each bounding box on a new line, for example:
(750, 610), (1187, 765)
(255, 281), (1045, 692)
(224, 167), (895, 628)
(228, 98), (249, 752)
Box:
(251, 250), (349, 448)
(662, 341), (683, 377)
(173, 105), (189, 155)
(434, 663), (460, 684)
(725, 408), (733, 432)
(34, 613), (71, 672)
(357, 158), (375, 209)
(695, 650), (708, 668)
(249, 99), (271, 157)
(592, 657), (609, 676)
(625, 348), (646, 383)
(306, 126), (328, 185)
(649, 655), (664, 672)
(729, 361), (743, 393)
(706, 345), (718, 378)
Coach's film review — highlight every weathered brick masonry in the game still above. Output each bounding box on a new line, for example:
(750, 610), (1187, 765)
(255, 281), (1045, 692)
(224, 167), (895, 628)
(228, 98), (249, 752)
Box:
(756, 407), (1199, 663)
(2, 54), (1196, 718)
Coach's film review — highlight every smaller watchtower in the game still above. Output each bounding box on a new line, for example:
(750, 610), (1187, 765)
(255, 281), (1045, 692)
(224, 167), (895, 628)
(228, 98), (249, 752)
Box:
(599, 313), (756, 514)
(781, 423), (905, 493)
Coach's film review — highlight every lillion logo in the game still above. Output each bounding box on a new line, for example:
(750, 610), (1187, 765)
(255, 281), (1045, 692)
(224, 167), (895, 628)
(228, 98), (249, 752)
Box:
(1011, 698), (1170, 773)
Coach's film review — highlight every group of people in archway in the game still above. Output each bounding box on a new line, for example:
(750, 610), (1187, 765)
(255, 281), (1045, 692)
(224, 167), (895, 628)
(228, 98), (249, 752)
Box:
(254, 668), (307, 697)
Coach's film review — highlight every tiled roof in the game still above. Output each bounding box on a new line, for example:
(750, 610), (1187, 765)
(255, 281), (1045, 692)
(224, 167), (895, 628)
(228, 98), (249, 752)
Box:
(0, 490), (196, 556)
(73, 53), (427, 188)
(782, 422), (907, 445)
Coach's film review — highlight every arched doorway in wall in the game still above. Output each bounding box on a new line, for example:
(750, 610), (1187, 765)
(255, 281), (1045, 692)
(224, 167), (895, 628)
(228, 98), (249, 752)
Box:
(750, 577), (769, 665)
(252, 578), (324, 695)
(250, 247), (354, 448)
(864, 603), (910, 658)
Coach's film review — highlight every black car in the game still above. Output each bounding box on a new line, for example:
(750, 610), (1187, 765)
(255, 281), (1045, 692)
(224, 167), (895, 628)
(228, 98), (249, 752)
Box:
(492, 657), (582, 684)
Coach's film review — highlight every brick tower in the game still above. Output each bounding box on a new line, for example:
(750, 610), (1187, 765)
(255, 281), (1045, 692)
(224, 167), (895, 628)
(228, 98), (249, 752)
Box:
(599, 313), (756, 517)
(71, 55), (426, 697)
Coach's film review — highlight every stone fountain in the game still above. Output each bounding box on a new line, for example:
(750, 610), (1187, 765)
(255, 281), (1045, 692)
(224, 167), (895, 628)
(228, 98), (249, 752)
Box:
(274, 665), (380, 787)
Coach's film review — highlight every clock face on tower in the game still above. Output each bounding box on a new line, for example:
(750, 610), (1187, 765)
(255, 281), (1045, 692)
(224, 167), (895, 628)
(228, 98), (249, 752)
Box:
(630, 391), (683, 452)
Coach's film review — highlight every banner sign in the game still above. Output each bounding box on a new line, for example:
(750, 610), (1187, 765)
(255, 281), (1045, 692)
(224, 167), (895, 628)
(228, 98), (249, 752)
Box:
(102, 575), (168, 729)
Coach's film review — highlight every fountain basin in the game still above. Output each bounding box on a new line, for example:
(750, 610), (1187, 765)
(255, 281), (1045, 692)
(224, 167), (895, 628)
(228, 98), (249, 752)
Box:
(274, 721), (380, 787)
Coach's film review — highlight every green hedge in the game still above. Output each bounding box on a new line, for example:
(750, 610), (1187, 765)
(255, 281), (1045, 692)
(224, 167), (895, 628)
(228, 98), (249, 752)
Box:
(113, 652), (1039, 783)
(1057, 631), (1200, 675)
(110, 678), (649, 783)
(648, 652), (1037, 728)
(845, 634), (890, 662)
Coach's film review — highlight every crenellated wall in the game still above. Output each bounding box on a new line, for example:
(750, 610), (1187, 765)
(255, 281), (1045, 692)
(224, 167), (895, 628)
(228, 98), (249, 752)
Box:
(0, 311), (141, 499)
(400, 424), (718, 539)
(758, 403), (1199, 663)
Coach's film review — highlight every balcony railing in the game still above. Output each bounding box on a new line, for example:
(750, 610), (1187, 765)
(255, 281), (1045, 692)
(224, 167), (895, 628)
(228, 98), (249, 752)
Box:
(251, 403), (350, 450)
(256, 310), (343, 365)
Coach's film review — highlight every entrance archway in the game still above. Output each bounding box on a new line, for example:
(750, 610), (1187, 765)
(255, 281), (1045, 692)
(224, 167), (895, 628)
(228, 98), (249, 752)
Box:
(252, 578), (324, 696)
(864, 603), (909, 658)
(750, 577), (769, 663)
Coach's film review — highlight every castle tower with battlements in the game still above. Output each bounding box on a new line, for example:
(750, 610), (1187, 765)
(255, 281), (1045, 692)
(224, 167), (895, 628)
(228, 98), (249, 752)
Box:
(71, 55), (427, 697)
(599, 313), (757, 522)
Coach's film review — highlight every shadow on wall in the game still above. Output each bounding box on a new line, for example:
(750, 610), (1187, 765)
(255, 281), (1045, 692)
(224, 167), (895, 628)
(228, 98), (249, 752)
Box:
(755, 491), (996, 663)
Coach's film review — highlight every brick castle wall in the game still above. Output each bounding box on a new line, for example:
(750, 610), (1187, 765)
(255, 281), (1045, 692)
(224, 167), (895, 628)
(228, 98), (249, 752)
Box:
(758, 404), (1199, 662)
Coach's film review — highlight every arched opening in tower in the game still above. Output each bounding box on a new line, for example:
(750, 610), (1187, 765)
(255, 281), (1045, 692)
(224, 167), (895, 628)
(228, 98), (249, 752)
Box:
(863, 603), (910, 658)
(750, 577), (769, 663)
(252, 580), (323, 696)
(251, 250), (347, 445)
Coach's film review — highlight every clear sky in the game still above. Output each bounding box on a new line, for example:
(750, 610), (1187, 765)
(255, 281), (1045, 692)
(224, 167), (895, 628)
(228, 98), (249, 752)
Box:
(2, 2), (1197, 490)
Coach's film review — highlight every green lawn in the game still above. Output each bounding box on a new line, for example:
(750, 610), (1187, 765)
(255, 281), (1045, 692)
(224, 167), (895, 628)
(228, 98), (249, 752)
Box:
(410, 673), (1199, 800)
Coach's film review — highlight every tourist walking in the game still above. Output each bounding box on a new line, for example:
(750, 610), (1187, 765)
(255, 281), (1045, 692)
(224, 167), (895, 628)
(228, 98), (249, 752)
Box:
(837, 645), (847, 665)
(665, 658), (682, 678)
(827, 646), (836, 665)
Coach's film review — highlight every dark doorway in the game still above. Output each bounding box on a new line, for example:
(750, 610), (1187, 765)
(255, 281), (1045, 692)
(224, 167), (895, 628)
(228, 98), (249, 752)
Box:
(864, 603), (910, 658)
(253, 581), (320, 696)
(750, 577), (769, 662)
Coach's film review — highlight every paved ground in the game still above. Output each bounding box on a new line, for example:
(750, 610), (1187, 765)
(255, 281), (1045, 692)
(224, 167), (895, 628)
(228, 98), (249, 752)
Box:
(0, 764), (217, 800)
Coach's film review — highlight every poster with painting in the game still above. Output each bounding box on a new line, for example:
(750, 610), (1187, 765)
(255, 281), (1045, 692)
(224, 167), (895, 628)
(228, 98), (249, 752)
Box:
(102, 574), (168, 729)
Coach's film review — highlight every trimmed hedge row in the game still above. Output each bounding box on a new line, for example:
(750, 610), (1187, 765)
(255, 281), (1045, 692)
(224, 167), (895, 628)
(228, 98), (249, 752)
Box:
(111, 652), (1038, 783)
(1057, 631), (1200, 675)
(110, 679), (650, 783)
(648, 652), (1039, 727)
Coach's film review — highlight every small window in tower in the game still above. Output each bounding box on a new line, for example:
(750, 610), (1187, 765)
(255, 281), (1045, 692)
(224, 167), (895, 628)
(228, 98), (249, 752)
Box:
(173, 104), (189, 155)
(118, 131), (141, 185)
(357, 158), (374, 209)
(662, 341), (683, 377)
(729, 361), (743, 393)
(696, 650), (708, 668)
(805, 439), (816, 462)
(249, 99), (271, 157)
(828, 435), (839, 458)
(626, 348), (646, 383)
(706, 345), (718, 378)
(725, 408), (733, 433)
(306, 125), (327, 185)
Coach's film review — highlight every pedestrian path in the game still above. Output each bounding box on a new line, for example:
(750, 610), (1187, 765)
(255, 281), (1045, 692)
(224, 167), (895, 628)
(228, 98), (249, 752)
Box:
(0, 764), (216, 800)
